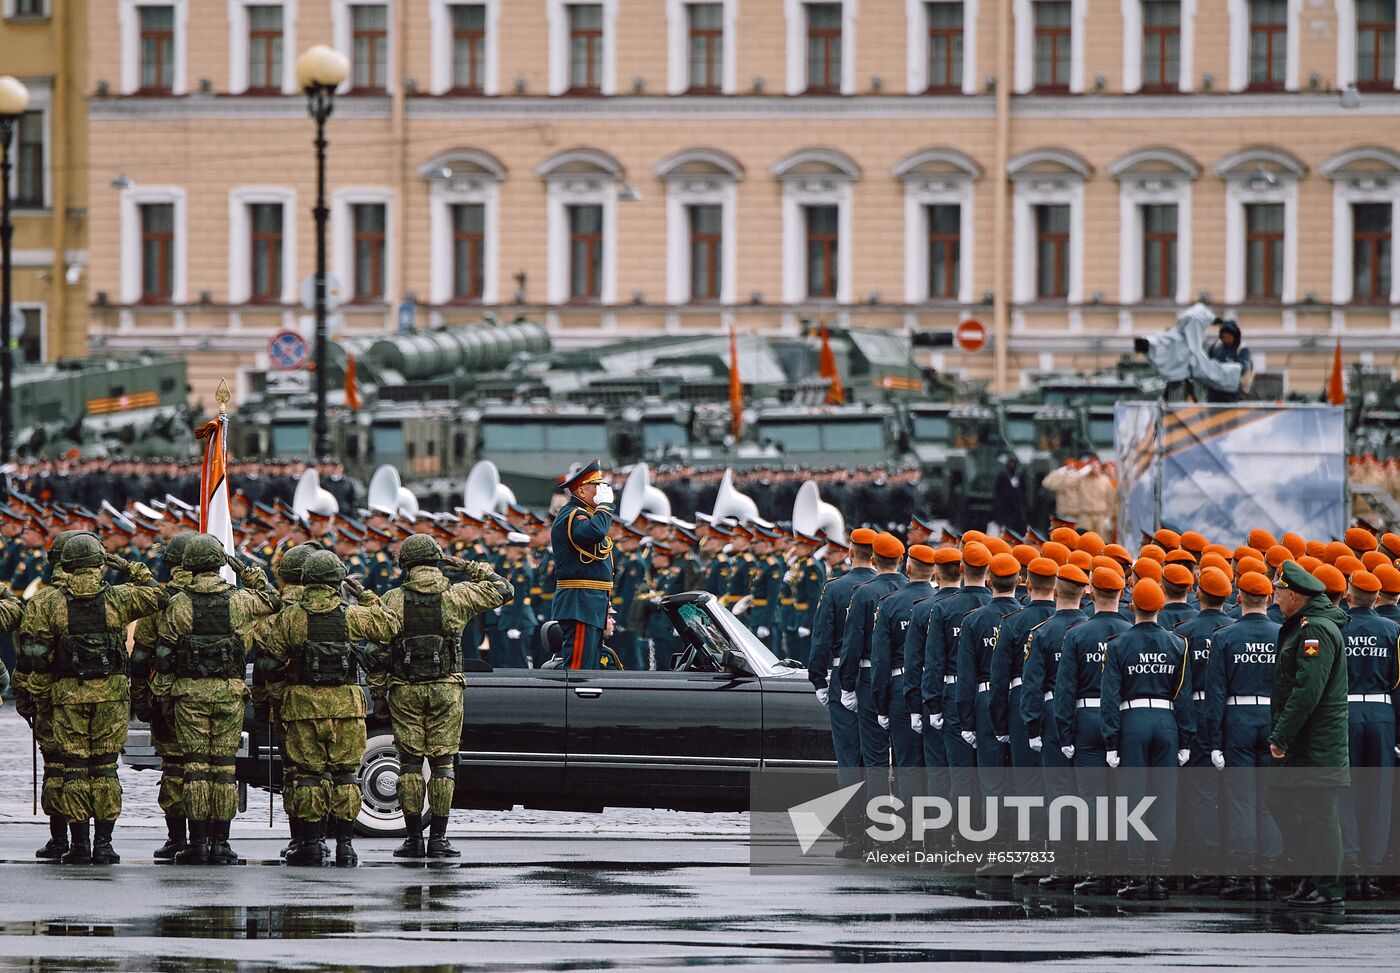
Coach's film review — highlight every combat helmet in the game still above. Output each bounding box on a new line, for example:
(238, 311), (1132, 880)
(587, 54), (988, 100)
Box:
(163, 530), (196, 570)
(398, 533), (443, 568)
(182, 534), (228, 573)
(278, 543), (317, 584)
(60, 533), (106, 570)
(302, 549), (347, 586)
(48, 529), (98, 565)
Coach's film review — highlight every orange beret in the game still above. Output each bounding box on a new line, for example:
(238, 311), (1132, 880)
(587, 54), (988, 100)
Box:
(1068, 550), (1093, 571)
(934, 547), (964, 566)
(1266, 545), (1295, 569)
(962, 530), (988, 546)
(1200, 552), (1231, 573)
(1362, 550), (1389, 572)
(1132, 557), (1163, 582)
(1091, 567), (1125, 592)
(1180, 531), (1208, 553)
(1163, 563), (1195, 588)
(1334, 555), (1363, 578)
(1040, 541), (1070, 566)
(1103, 543), (1132, 566)
(990, 553), (1022, 578)
(1350, 570), (1381, 593)
(1375, 564), (1400, 594)
(1153, 529), (1181, 550)
(1012, 544), (1039, 566)
(1281, 532), (1306, 557)
(1091, 555), (1124, 576)
(1138, 544), (1166, 564)
(1050, 527), (1079, 548)
(1314, 564), (1347, 595)
(1077, 531), (1105, 556)
(1165, 549), (1198, 565)
(1247, 529), (1278, 552)
(849, 528), (878, 546)
(985, 536), (1012, 556)
(963, 542), (991, 568)
(1297, 555), (1323, 573)
(1027, 556), (1060, 579)
(1236, 556), (1267, 577)
(1305, 540), (1327, 559)
(1345, 527), (1379, 553)
(1381, 533), (1400, 559)
(873, 532), (905, 559)
(1057, 564), (1090, 586)
(1204, 544), (1234, 560)
(1233, 546), (1263, 564)
(1132, 578), (1165, 612)
(1238, 571), (1273, 597)
(908, 544), (936, 565)
(1323, 541), (1350, 565)
(1198, 567), (1232, 599)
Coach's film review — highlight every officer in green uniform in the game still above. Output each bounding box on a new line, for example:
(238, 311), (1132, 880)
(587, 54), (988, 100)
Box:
(700, 525), (731, 596)
(785, 534), (827, 665)
(530, 519), (555, 667)
(362, 526), (396, 595)
(1269, 560), (1352, 909)
(748, 527), (785, 652)
(493, 532), (537, 669)
(251, 550), (399, 867)
(610, 528), (649, 669)
(18, 534), (168, 864)
(637, 544), (683, 670)
(549, 461), (616, 670)
(367, 533), (512, 858)
(151, 536), (279, 865)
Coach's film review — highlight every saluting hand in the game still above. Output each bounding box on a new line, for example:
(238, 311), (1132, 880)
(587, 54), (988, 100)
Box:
(1269, 743), (1286, 759)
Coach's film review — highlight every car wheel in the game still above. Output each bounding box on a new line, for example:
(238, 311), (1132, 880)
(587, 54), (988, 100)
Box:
(354, 732), (427, 837)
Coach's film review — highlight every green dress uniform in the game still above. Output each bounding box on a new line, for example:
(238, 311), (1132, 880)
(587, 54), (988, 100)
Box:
(549, 470), (615, 671)
(490, 556), (537, 669)
(749, 552), (784, 651)
(785, 556), (826, 665)
(610, 550), (648, 669)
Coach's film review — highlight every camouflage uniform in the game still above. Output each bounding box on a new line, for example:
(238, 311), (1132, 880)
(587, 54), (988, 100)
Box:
(368, 543), (511, 858)
(18, 539), (167, 864)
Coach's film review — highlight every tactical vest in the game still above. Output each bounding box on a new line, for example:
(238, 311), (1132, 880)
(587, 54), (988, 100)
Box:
(389, 589), (459, 682)
(57, 589), (127, 680)
(177, 588), (245, 680)
(290, 603), (358, 687)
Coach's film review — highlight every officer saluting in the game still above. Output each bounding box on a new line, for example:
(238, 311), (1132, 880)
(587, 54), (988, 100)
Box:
(550, 461), (616, 670)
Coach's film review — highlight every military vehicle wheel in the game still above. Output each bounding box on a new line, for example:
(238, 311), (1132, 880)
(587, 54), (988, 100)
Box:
(354, 733), (428, 837)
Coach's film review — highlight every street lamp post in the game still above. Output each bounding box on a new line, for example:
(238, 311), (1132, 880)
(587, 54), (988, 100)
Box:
(295, 46), (349, 462)
(0, 76), (30, 465)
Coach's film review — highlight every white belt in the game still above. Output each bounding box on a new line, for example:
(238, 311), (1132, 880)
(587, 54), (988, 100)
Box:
(859, 659), (872, 668)
(1192, 690), (1206, 701)
(1349, 693), (1390, 703)
(1043, 691), (1054, 701)
(944, 675), (956, 684)
(1120, 698), (1172, 710)
(1010, 677), (1023, 689)
(1227, 695), (1269, 706)
(1077, 697), (1100, 709)
(891, 667), (904, 677)
(977, 681), (990, 692)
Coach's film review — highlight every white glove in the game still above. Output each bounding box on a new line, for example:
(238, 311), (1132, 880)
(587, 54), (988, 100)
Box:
(995, 735), (1010, 744)
(1028, 736), (1042, 752)
(493, 606), (503, 615)
(1177, 748), (1190, 766)
(911, 714), (924, 733)
(1061, 745), (1075, 760)
(878, 715), (890, 729)
(797, 627), (811, 638)
(1210, 750), (1225, 770)
(594, 482), (614, 506)
(840, 690), (859, 712)
(756, 626), (770, 638)
(930, 713), (945, 730)
(506, 628), (521, 640)
(960, 730), (977, 749)
(815, 686), (829, 706)
(1106, 750), (1120, 768)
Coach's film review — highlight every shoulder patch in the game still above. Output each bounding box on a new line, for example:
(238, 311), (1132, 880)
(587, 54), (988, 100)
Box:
(1302, 638), (1320, 658)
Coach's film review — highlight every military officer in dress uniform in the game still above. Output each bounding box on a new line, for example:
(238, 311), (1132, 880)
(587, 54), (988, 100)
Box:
(549, 462), (616, 670)
(362, 526), (396, 595)
(784, 533), (825, 665)
(493, 532), (538, 669)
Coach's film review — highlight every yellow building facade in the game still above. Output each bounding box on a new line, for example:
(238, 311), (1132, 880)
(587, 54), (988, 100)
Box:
(81, 1), (1400, 399)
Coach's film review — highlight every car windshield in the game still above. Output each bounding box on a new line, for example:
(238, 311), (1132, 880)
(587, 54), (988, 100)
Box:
(481, 421), (608, 453)
(821, 420), (885, 451)
(1004, 416), (1036, 444)
(911, 415), (950, 440)
(673, 599), (796, 677)
(1089, 416), (1115, 446)
(642, 420), (687, 450)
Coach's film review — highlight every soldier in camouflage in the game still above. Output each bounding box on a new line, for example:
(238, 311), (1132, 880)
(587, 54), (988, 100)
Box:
(154, 535), (280, 864)
(251, 549), (398, 867)
(17, 533), (167, 864)
(367, 533), (512, 858)
(129, 529), (196, 860)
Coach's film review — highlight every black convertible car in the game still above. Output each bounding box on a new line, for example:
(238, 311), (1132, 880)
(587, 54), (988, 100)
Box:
(126, 592), (836, 834)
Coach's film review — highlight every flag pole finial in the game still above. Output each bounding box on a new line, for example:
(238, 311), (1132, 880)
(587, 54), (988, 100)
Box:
(215, 379), (231, 416)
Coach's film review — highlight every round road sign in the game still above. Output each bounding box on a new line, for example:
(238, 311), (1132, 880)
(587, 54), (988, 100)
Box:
(268, 330), (308, 371)
(956, 319), (987, 353)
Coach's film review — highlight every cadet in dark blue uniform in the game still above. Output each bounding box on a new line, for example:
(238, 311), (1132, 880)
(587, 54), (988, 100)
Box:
(907, 548), (963, 771)
(871, 544), (936, 776)
(1339, 570), (1400, 897)
(1052, 566), (1132, 894)
(1203, 570), (1282, 900)
(956, 553), (1024, 768)
(1375, 564), (1400, 623)
(990, 557), (1059, 776)
(1102, 578), (1195, 900)
(1158, 563), (1199, 630)
(549, 462), (616, 670)
(924, 542), (992, 769)
(839, 533), (908, 792)
(1171, 565), (1237, 893)
(1021, 565), (1089, 765)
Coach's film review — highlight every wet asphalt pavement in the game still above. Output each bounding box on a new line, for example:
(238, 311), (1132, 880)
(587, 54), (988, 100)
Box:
(1, 713), (1399, 970)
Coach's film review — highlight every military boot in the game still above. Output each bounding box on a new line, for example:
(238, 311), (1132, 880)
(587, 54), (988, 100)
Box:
(426, 816), (461, 859)
(1117, 864), (1153, 901)
(281, 817), (301, 859)
(1219, 876), (1255, 900)
(175, 820), (210, 864)
(1147, 863), (1170, 902)
(35, 817), (69, 860)
(207, 820), (239, 866)
(90, 821), (121, 865)
(1038, 849), (1078, 892)
(334, 818), (358, 868)
(318, 815), (333, 859)
(394, 814), (425, 858)
(154, 813), (187, 861)
(60, 822), (91, 865)
(285, 819), (325, 866)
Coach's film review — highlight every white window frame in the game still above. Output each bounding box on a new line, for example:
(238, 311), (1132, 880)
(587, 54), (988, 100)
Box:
(120, 185), (188, 305)
(4, 0), (51, 18)
(332, 0), (396, 95)
(228, 0), (298, 95)
(13, 303), (46, 363)
(422, 153), (503, 304)
(1110, 149), (1198, 305)
(894, 150), (979, 304)
(785, 0), (859, 95)
(6, 81), (49, 211)
(907, 0), (978, 95)
(1013, 0), (1088, 94)
(1227, 0), (1301, 92)
(332, 188), (395, 305)
(228, 187), (298, 305)
(1122, 0), (1197, 93)
(1215, 150), (1302, 305)
(429, 0), (501, 95)
(1336, 0), (1400, 90)
(547, 0), (619, 96)
(656, 151), (742, 304)
(1008, 150), (1089, 303)
(538, 151), (622, 304)
(773, 150), (859, 304)
(666, 0), (738, 94)
(1323, 148), (1400, 305)
(119, 0), (189, 96)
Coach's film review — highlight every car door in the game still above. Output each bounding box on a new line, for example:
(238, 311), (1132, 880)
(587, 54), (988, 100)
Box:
(459, 667), (568, 809)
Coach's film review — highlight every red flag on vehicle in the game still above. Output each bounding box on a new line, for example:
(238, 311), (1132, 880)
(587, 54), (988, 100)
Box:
(728, 325), (743, 439)
(819, 324), (845, 405)
(344, 353), (362, 410)
(1327, 340), (1345, 406)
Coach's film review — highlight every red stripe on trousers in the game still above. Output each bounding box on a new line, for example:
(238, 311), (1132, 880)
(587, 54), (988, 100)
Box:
(571, 624), (585, 670)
